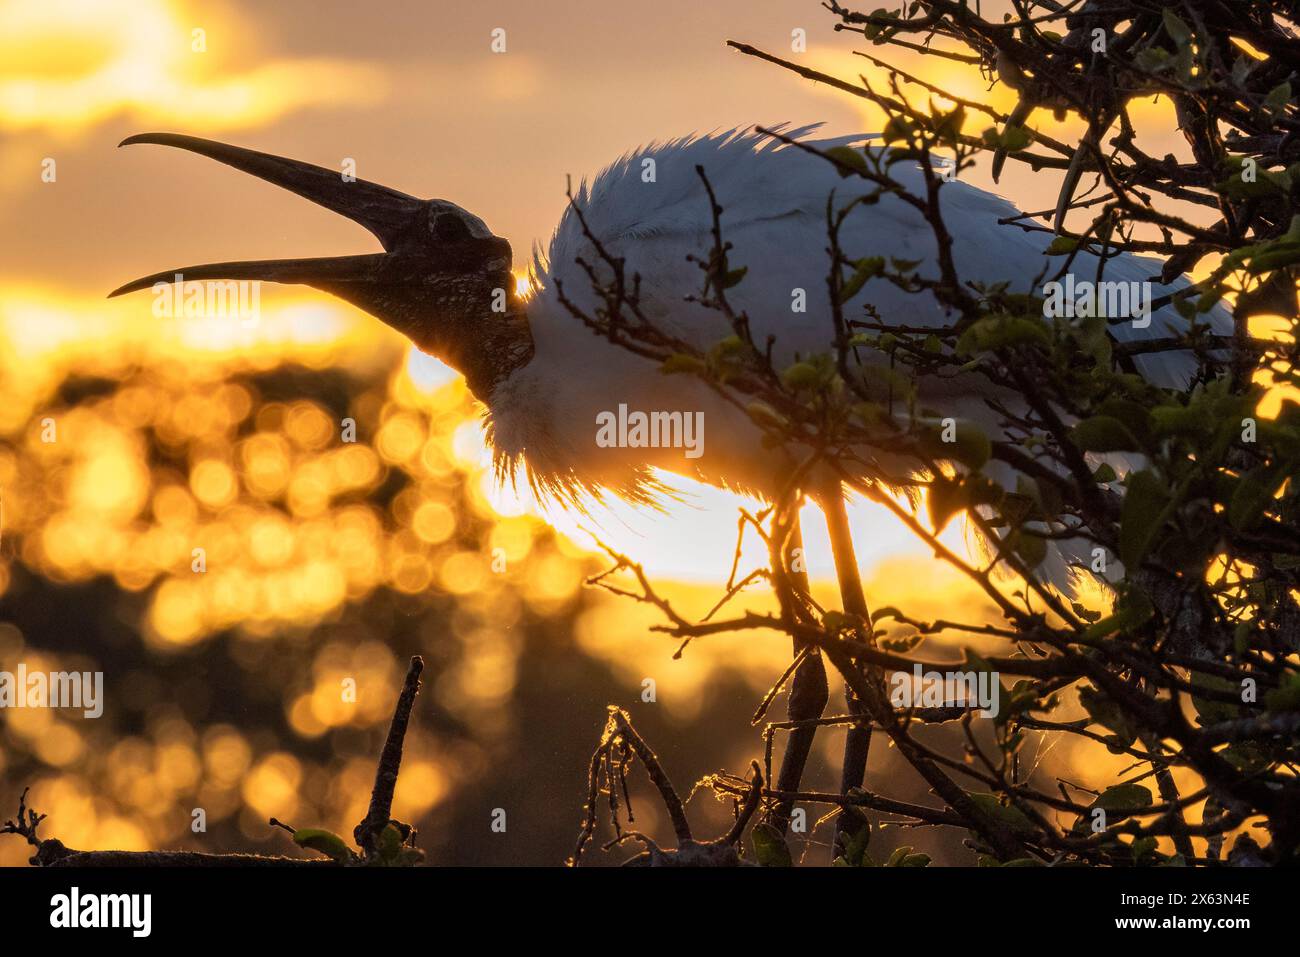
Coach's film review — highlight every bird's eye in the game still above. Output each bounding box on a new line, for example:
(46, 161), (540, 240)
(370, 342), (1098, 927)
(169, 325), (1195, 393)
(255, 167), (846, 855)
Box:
(432, 213), (472, 242)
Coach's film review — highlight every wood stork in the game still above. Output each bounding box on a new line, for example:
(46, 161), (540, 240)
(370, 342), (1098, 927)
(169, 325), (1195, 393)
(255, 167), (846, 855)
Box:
(110, 126), (1225, 591)
(110, 125), (1229, 851)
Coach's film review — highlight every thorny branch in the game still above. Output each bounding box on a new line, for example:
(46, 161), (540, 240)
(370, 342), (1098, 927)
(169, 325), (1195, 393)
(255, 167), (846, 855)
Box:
(572, 707), (764, 866)
(568, 1), (1300, 866)
(4, 657), (429, 867)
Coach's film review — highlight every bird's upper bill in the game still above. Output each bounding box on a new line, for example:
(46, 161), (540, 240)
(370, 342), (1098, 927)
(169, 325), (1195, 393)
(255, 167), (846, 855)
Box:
(110, 133), (532, 397)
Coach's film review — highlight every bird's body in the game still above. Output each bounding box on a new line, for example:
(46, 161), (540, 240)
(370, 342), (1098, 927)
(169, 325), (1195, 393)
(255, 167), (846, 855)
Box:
(113, 126), (1230, 591)
(491, 128), (1225, 514)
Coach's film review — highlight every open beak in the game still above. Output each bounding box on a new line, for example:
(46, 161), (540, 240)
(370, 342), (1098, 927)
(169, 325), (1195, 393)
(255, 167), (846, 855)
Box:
(108, 132), (427, 299)
(110, 132), (529, 396)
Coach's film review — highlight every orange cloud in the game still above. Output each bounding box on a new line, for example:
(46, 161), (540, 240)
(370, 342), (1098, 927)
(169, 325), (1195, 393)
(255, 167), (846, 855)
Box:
(0, 0), (388, 134)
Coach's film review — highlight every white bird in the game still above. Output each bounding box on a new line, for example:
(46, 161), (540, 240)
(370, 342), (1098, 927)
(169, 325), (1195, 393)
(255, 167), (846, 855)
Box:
(110, 126), (1228, 593)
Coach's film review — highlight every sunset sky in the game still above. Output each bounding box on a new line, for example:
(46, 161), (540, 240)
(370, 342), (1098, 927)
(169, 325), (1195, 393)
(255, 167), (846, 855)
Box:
(1, 0), (1263, 869)
(1, 0), (1203, 584)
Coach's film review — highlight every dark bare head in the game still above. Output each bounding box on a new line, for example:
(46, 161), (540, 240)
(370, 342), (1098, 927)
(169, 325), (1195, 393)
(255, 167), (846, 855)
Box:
(110, 133), (532, 398)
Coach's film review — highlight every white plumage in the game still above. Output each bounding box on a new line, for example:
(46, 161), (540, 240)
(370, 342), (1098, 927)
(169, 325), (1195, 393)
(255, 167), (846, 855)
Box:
(489, 126), (1228, 589)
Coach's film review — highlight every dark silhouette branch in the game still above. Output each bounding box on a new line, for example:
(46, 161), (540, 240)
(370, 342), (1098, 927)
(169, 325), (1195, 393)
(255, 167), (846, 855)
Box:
(5, 656), (428, 867)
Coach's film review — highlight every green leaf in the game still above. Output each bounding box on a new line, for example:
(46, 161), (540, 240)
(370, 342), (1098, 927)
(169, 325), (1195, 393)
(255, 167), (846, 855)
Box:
(780, 361), (821, 391)
(1134, 47), (1172, 72)
(884, 845), (914, 866)
(1218, 168), (1290, 202)
(1070, 416), (1140, 453)
(825, 146), (868, 177)
(968, 793), (1038, 837)
(377, 823), (402, 861)
(997, 124), (1032, 152)
(822, 610), (853, 634)
(293, 828), (353, 863)
(1161, 8), (1192, 45)
(660, 353), (706, 376)
(1083, 588), (1154, 640)
(1093, 783), (1153, 813)
(1234, 621), (1253, 655)
(851, 401), (888, 426)
(920, 418), (992, 470)
(1131, 836), (1159, 862)
(932, 104), (966, 145)
(1264, 81), (1292, 118)
(1228, 461), (1291, 531)
(745, 400), (787, 432)
(1092, 462), (1117, 484)
(1078, 685), (1137, 748)
(750, 823), (793, 866)
(956, 315), (1049, 354)
(1151, 405), (1206, 439)
(711, 334), (747, 358)
(835, 819), (873, 866)
(722, 266), (748, 289)
(1014, 531), (1047, 567)
(1098, 398), (1154, 442)
(1247, 241), (1300, 274)
(1191, 673), (1239, 724)
(838, 256), (884, 303)
(1045, 236), (1079, 255)
(1264, 673), (1300, 712)
(952, 423), (992, 469)
(881, 117), (913, 144)
(1071, 784), (1154, 835)
(1119, 470), (1172, 568)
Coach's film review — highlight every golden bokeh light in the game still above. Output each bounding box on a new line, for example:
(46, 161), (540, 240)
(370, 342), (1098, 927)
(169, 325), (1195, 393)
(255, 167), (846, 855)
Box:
(1, 0), (1292, 869)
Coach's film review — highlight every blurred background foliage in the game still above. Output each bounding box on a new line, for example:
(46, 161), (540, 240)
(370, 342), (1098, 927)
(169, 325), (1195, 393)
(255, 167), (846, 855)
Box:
(0, 308), (1068, 864)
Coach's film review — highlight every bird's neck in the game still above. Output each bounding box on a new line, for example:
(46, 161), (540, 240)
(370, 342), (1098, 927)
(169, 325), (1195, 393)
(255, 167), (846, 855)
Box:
(324, 264), (535, 401)
(456, 304), (534, 401)
(401, 303), (532, 402)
